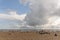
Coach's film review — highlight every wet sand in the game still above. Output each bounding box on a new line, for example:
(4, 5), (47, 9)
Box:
(0, 31), (59, 40)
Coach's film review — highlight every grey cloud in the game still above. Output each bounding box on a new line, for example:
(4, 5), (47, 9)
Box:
(52, 9), (60, 16)
(24, 0), (60, 27)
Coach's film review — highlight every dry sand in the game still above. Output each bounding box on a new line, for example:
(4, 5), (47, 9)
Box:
(0, 31), (59, 40)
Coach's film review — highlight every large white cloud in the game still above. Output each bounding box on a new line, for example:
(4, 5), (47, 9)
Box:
(0, 11), (26, 21)
(20, 0), (60, 30)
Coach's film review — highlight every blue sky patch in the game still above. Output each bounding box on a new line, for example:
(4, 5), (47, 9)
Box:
(0, 0), (29, 14)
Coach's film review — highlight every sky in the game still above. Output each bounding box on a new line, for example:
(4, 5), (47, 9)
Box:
(0, 0), (29, 13)
(0, 0), (60, 30)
